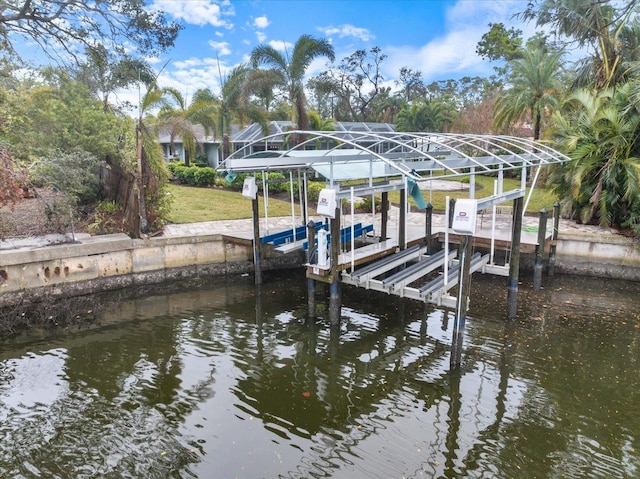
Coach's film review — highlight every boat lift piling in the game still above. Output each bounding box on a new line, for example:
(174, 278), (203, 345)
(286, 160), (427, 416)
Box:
(450, 234), (473, 369)
(425, 203), (433, 253)
(329, 206), (342, 326)
(507, 197), (524, 320)
(533, 208), (548, 290)
(307, 220), (317, 319)
(548, 203), (560, 277)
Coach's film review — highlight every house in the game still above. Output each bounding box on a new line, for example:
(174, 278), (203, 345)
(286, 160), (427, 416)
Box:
(157, 124), (241, 169)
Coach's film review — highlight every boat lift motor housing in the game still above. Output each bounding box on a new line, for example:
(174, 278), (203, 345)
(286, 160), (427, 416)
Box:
(317, 188), (337, 218)
(242, 177), (258, 199)
(452, 199), (478, 235)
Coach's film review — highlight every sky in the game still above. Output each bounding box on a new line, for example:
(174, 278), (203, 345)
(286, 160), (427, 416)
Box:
(12, 0), (541, 109)
(129, 0), (539, 109)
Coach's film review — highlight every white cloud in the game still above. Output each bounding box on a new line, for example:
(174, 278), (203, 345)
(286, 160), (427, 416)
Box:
(254, 16), (270, 29)
(155, 57), (234, 100)
(209, 40), (232, 56)
(319, 24), (374, 42)
(256, 31), (267, 43)
(268, 40), (293, 52)
(383, 0), (528, 84)
(149, 0), (234, 28)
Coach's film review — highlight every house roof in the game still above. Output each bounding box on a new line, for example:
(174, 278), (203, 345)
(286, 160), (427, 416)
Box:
(157, 124), (242, 145)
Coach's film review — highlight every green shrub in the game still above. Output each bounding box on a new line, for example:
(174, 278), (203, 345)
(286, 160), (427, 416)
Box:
(194, 167), (216, 186)
(306, 181), (325, 204)
(30, 150), (101, 205)
(193, 155), (209, 167)
(171, 165), (216, 187)
(87, 200), (126, 235)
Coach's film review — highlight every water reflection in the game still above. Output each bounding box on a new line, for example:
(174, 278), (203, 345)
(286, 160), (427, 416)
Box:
(0, 272), (638, 478)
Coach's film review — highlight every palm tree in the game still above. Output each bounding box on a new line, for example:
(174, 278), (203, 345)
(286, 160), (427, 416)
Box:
(307, 110), (336, 149)
(549, 83), (640, 231)
(520, 0), (638, 89)
(494, 46), (564, 140)
(395, 100), (452, 132)
(136, 82), (172, 234)
(157, 88), (217, 166)
(216, 64), (269, 159)
(250, 34), (335, 131)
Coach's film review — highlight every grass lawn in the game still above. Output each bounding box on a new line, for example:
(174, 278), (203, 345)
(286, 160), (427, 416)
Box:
(166, 183), (307, 223)
(167, 176), (558, 224)
(398, 174), (559, 215)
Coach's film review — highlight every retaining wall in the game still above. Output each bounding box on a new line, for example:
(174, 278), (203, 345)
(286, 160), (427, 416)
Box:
(0, 233), (302, 306)
(554, 233), (640, 281)
(1, 230), (638, 307)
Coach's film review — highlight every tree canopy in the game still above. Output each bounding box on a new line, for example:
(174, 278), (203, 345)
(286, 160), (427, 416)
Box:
(0, 0), (182, 64)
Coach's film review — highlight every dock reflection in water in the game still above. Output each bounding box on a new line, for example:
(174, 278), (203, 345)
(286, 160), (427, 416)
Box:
(0, 272), (638, 478)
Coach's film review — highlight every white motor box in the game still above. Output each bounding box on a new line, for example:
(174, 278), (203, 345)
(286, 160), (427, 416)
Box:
(451, 199), (478, 234)
(317, 188), (337, 218)
(242, 177), (258, 199)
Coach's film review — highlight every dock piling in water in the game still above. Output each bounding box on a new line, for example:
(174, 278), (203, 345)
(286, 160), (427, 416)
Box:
(533, 208), (548, 290)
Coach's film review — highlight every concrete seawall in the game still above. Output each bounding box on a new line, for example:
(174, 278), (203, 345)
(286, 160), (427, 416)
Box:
(555, 232), (640, 281)
(0, 232), (301, 307)
(1, 223), (639, 307)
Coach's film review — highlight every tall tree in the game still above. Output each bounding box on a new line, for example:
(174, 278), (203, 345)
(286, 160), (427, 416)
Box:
(494, 46), (564, 140)
(396, 67), (427, 103)
(216, 64), (268, 158)
(316, 47), (387, 122)
(74, 45), (156, 112)
(250, 34), (335, 130)
(476, 23), (524, 62)
(0, 0), (182, 64)
(157, 88), (217, 166)
(395, 100), (453, 133)
(520, 0), (640, 88)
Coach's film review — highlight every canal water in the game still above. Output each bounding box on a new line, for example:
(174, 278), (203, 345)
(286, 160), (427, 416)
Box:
(0, 271), (638, 478)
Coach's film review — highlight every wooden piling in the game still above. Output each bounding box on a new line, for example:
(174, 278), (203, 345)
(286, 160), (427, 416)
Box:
(548, 203), (560, 277)
(425, 203), (433, 253)
(507, 197), (524, 319)
(450, 234), (473, 369)
(399, 187), (406, 250)
(251, 197), (262, 285)
(329, 207), (341, 326)
(381, 192), (389, 241)
(533, 208), (548, 290)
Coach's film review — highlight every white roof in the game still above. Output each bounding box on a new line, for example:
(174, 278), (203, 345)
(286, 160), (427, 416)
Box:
(221, 130), (571, 181)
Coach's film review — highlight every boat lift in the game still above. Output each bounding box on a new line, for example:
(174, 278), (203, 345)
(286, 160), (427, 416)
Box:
(220, 129), (571, 329)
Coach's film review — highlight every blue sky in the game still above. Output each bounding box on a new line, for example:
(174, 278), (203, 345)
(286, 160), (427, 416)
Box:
(136, 0), (538, 107)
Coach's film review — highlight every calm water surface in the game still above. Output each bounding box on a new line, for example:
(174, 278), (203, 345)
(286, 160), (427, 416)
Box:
(0, 272), (638, 478)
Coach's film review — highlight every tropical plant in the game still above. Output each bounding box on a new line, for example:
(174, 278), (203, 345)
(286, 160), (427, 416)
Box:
(395, 100), (453, 132)
(74, 45), (156, 112)
(250, 34), (335, 130)
(549, 84), (640, 232)
(520, 0), (639, 88)
(494, 46), (564, 140)
(157, 87), (217, 166)
(215, 64), (269, 159)
(307, 110), (336, 149)
(136, 82), (174, 234)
